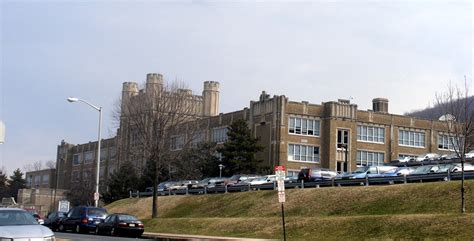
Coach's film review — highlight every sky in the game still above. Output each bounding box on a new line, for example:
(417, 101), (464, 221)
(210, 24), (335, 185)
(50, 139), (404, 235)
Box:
(0, 0), (472, 175)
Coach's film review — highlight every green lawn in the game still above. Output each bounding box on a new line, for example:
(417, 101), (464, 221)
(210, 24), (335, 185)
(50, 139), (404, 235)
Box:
(106, 180), (474, 240)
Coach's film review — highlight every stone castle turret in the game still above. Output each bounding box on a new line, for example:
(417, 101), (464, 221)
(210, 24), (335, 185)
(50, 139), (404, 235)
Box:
(202, 81), (220, 116)
(121, 82), (139, 115)
(145, 73), (163, 96)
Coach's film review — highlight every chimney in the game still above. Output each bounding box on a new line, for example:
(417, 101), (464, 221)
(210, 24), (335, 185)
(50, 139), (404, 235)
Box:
(372, 98), (389, 113)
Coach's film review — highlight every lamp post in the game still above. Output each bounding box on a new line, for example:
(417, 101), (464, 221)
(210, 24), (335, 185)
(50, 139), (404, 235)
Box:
(67, 97), (102, 207)
(218, 164), (224, 178)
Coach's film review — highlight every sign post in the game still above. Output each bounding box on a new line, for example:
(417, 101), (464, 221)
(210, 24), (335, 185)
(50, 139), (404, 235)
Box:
(275, 166), (286, 241)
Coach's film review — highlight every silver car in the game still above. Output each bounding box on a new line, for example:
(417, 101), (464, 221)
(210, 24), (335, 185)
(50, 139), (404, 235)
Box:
(0, 208), (55, 240)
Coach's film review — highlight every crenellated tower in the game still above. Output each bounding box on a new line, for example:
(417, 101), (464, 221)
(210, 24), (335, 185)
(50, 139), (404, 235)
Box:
(145, 73), (163, 96)
(121, 82), (139, 116)
(202, 81), (220, 116)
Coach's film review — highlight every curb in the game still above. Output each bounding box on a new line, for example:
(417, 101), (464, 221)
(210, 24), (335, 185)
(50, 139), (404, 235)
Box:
(142, 232), (277, 241)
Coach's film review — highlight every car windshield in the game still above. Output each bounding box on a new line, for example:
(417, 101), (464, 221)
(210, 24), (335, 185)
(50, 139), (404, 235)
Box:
(0, 210), (38, 226)
(353, 167), (369, 174)
(118, 215), (138, 221)
(199, 178), (211, 183)
(58, 212), (66, 217)
(413, 166), (432, 174)
(87, 208), (107, 217)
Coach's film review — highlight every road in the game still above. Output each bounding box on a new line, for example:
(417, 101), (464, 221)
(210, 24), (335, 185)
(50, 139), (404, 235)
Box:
(55, 232), (153, 241)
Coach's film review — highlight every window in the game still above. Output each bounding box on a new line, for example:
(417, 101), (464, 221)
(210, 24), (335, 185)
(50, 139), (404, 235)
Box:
(287, 170), (299, 177)
(73, 154), (82, 166)
(438, 134), (459, 151)
(398, 129), (425, 147)
(398, 154), (416, 161)
(288, 144), (320, 163)
(170, 135), (185, 151)
(71, 171), (79, 182)
(108, 165), (116, 176)
(84, 151), (93, 164)
(42, 175), (49, 184)
(100, 167), (106, 178)
(109, 148), (116, 159)
(100, 149), (107, 162)
(34, 176), (41, 186)
(288, 117), (320, 136)
(337, 129), (349, 148)
(357, 150), (384, 166)
(357, 125), (384, 143)
(191, 131), (206, 147)
(212, 127), (228, 143)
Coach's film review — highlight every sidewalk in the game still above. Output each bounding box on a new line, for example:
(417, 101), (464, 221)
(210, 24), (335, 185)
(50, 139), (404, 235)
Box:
(143, 232), (277, 241)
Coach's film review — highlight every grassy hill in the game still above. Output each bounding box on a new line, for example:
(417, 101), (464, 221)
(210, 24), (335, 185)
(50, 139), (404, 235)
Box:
(106, 181), (474, 240)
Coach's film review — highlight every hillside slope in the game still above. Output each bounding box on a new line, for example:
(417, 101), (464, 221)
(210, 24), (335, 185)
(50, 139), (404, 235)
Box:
(106, 181), (474, 240)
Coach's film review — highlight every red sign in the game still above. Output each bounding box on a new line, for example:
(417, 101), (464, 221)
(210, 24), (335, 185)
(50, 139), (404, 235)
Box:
(275, 166), (286, 171)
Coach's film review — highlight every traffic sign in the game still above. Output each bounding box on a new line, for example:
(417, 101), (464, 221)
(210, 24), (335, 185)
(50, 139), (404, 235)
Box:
(58, 200), (70, 212)
(93, 192), (100, 201)
(275, 166), (286, 171)
(275, 166), (286, 181)
(278, 192), (286, 203)
(277, 180), (285, 192)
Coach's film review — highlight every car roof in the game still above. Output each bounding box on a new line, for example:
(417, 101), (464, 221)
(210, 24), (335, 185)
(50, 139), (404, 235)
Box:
(0, 208), (25, 211)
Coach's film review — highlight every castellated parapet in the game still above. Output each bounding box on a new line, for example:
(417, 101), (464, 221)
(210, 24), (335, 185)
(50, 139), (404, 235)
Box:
(122, 82), (139, 94)
(203, 81), (220, 117)
(146, 73), (163, 84)
(204, 81), (220, 91)
(178, 89), (193, 96)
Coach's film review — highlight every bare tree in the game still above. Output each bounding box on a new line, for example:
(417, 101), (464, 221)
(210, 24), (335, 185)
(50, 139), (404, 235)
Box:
(436, 77), (474, 213)
(119, 80), (203, 218)
(45, 160), (56, 169)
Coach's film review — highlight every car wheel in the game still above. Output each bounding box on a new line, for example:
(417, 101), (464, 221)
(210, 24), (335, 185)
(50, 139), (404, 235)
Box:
(59, 224), (65, 232)
(110, 227), (116, 236)
(75, 224), (81, 233)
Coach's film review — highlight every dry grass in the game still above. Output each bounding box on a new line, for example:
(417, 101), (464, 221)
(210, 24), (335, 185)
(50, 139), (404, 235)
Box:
(105, 180), (474, 240)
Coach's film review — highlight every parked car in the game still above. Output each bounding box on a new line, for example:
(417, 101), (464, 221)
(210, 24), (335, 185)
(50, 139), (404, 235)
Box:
(59, 206), (108, 233)
(339, 166), (398, 179)
(224, 174), (260, 186)
(450, 163), (474, 172)
(410, 165), (439, 175)
(249, 175), (276, 186)
(297, 168), (338, 182)
(464, 150), (474, 159)
(0, 208), (55, 240)
(43, 211), (67, 231)
(24, 208), (44, 224)
(415, 153), (440, 162)
(95, 213), (144, 237)
(168, 180), (198, 191)
(381, 167), (416, 177)
(191, 177), (226, 189)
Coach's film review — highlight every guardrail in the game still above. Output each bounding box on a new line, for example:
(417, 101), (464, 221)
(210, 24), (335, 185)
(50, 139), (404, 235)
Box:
(130, 170), (474, 198)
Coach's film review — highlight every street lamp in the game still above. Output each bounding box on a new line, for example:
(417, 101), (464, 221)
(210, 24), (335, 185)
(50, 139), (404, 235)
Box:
(67, 97), (102, 207)
(218, 164), (224, 178)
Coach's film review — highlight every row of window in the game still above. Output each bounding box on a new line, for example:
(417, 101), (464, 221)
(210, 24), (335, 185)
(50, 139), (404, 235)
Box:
(170, 127), (229, 151)
(357, 125), (384, 143)
(356, 150), (385, 166)
(72, 148), (117, 166)
(71, 165), (115, 182)
(288, 117), (321, 136)
(398, 130), (425, 147)
(288, 144), (320, 163)
(438, 134), (459, 151)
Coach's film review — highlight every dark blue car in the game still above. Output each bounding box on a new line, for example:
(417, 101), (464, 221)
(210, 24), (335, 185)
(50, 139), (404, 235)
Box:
(58, 206), (108, 233)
